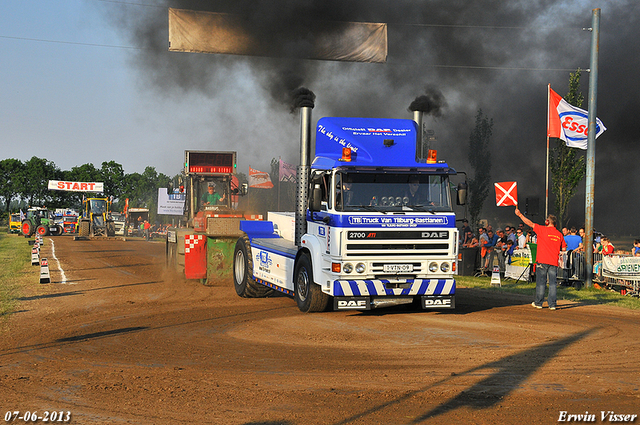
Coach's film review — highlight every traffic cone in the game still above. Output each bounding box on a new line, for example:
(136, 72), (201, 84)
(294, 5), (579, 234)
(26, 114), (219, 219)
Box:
(490, 265), (501, 287)
(40, 258), (51, 284)
(31, 247), (40, 266)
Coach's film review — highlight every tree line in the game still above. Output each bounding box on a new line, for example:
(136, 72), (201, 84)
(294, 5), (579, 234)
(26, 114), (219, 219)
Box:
(0, 157), (173, 223)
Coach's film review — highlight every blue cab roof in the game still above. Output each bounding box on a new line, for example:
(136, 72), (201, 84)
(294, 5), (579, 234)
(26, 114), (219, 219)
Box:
(311, 117), (450, 170)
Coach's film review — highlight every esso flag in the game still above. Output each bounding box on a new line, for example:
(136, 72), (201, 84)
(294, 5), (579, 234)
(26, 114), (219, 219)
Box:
(495, 181), (518, 207)
(48, 180), (104, 193)
(548, 87), (606, 150)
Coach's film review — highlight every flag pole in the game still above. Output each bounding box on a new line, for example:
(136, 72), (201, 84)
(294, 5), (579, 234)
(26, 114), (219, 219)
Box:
(545, 83), (550, 218)
(584, 8), (600, 289)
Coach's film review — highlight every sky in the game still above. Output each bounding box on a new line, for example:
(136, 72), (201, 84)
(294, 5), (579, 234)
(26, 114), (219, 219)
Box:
(1, 0), (639, 237)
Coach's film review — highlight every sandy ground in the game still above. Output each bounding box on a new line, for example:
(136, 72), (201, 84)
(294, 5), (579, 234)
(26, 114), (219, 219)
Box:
(1, 234), (639, 424)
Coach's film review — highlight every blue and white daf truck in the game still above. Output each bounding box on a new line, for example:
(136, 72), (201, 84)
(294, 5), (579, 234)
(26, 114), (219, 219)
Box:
(233, 105), (467, 312)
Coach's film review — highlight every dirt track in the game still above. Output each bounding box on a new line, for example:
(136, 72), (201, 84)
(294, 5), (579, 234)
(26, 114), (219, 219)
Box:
(1, 234), (639, 424)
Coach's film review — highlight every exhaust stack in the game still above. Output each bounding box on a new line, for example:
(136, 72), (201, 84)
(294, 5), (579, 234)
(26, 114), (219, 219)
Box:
(413, 110), (424, 160)
(294, 89), (315, 246)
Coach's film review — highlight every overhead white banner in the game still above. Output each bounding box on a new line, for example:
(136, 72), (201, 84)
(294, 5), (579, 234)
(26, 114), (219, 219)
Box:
(168, 8), (388, 63)
(157, 188), (186, 216)
(48, 180), (104, 193)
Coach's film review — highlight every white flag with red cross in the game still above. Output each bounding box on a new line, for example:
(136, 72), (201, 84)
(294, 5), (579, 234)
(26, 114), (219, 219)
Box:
(495, 181), (518, 206)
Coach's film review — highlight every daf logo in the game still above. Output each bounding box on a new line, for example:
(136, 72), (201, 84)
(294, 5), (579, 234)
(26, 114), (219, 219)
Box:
(421, 231), (448, 238)
(425, 299), (451, 305)
(338, 300), (367, 308)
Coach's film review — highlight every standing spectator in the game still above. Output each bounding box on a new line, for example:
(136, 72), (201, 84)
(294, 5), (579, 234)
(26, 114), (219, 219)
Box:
(564, 227), (582, 252)
(574, 227), (586, 252)
(495, 229), (508, 272)
(633, 239), (640, 257)
(460, 219), (472, 239)
(461, 230), (474, 247)
(515, 208), (566, 310)
(483, 229), (499, 270)
(478, 227), (489, 271)
(506, 226), (517, 245)
(564, 227), (582, 278)
(143, 220), (151, 241)
(516, 228), (527, 249)
(463, 232), (479, 248)
(526, 230), (537, 244)
(600, 237), (614, 255)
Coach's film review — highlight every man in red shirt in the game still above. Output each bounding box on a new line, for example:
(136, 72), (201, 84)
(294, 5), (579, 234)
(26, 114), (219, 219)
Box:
(515, 208), (566, 310)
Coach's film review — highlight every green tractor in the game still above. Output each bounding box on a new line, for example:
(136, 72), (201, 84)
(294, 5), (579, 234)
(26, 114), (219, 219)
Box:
(21, 207), (63, 237)
(78, 197), (116, 237)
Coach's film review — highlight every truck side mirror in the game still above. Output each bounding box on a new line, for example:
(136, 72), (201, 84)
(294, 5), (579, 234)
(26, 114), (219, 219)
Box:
(310, 183), (322, 212)
(457, 182), (467, 206)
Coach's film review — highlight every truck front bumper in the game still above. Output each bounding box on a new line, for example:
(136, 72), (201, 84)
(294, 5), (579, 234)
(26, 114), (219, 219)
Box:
(332, 278), (455, 297)
(331, 278), (455, 310)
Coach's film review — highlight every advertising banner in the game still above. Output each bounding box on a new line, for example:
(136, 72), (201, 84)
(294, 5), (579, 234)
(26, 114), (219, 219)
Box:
(157, 188), (186, 216)
(602, 255), (640, 280)
(505, 248), (532, 280)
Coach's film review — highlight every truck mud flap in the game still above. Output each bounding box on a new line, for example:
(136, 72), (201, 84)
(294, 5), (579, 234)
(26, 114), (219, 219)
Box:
(421, 295), (455, 309)
(334, 297), (371, 310)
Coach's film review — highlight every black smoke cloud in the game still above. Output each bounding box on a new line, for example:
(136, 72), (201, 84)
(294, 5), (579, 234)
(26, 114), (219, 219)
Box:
(103, 0), (640, 237)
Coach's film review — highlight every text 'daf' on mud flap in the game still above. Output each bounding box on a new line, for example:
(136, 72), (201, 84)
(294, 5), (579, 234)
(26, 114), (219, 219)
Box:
(334, 297), (371, 310)
(184, 234), (207, 280)
(421, 295), (455, 309)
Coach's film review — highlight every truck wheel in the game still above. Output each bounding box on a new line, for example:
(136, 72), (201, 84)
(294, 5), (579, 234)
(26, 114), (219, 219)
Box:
(106, 221), (115, 237)
(21, 220), (33, 237)
(233, 235), (273, 298)
(36, 225), (49, 236)
(294, 253), (329, 313)
(79, 220), (90, 237)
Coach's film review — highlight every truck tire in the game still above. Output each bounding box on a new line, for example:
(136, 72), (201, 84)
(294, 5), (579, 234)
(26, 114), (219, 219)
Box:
(106, 221), (115, 237)
(233, 235), (273, 298)
(36, 224), (49, 236)
(21, 220), (34, 237)
(294, 253), (329, 313)
(79, 220), (90, 237)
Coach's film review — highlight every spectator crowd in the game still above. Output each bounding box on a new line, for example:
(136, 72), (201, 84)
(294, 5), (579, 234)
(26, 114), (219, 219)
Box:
(459, 218), (640, 275)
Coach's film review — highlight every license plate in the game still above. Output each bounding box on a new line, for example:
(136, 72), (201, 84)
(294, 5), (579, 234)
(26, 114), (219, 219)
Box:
(383, 264), (413, 273)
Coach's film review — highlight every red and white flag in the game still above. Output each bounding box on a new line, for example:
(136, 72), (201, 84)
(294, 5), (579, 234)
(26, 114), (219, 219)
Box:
(495, 181), (518, 207)
(548, 86), (606, 150)
(249, 167), (274, 189)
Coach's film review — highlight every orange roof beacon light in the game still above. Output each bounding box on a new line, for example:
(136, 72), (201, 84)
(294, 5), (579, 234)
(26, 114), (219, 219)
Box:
(340, 147), (352, 162)
(427, 149), (437, 164)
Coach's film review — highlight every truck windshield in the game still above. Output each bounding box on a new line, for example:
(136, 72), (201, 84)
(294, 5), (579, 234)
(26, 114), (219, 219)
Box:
(336, 172), (452, 212)
(90, 199), (107, 214)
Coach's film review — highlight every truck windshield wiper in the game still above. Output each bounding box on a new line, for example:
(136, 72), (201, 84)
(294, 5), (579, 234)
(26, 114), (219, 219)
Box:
(404, 205), (438, 214)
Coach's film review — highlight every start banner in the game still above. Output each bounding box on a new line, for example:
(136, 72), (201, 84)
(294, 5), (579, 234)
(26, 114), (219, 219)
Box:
(48, 180), (104, 193)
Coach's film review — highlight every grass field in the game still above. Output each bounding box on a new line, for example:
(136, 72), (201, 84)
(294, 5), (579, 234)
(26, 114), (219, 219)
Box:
(456, 273), (640, 310)
(0, 233), (32, 325)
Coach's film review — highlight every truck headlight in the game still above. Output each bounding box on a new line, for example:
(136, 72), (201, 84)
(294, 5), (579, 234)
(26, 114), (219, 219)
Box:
(429, 262), (438, 273)
(440, 262), (450, 273)
(343, 263), (353, 273)
(355, 262), (366, 273)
